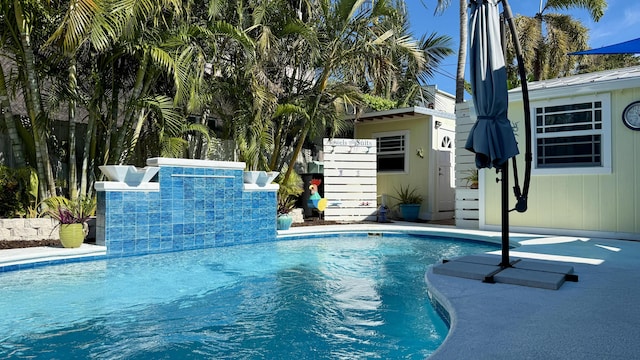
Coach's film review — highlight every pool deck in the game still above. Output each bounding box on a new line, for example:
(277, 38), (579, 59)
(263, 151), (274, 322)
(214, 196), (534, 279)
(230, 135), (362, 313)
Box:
(2, 222), (639, 358)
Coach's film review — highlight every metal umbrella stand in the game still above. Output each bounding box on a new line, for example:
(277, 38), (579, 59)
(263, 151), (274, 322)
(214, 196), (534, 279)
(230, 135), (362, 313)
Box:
(465, 0), (532, 272)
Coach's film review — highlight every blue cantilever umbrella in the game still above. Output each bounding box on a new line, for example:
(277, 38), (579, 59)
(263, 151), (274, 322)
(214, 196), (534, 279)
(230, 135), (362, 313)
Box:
(465, 0), (518, 168)
(465, 0), (532, 270)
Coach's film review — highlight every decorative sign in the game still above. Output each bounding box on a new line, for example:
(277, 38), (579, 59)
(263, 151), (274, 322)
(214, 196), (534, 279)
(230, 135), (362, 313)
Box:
(323, 138), (376, 147)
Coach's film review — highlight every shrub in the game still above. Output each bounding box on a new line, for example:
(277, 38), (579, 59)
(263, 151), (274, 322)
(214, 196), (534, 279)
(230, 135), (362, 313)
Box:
(0, 166), (37, 218)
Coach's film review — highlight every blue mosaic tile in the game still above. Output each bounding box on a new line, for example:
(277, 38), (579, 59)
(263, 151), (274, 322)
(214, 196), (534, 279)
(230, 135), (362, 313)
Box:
(184, 186), (194, 201)
(111, 226), (126, 241)
(183, 235), (196, 249)
(173, 223), (183, 235)
(148, 192), (160, 202)
(160, 239), (173, 250)
(184, 223), (195, 235)
(173, 210), (184, 223)
(195, 236), (205, 247)
(149, 215), (160, 226)
(149, 224), (160, 237)
(123, 200), (137, 214)
(135, 239), (149, 253)
(108, 240), (123, 254)
(149, 237), (161, 251)
(173, 237), (184, 250)
(135, 214), (149, 227)
(160, 187), (172, 199)
(160, 224), (172, 237)
(107, 192), (123, 202)
(135, 226), (149, 240)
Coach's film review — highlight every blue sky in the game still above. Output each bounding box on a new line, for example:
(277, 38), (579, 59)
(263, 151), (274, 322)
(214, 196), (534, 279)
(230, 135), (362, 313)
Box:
(404, 0), (638, 95)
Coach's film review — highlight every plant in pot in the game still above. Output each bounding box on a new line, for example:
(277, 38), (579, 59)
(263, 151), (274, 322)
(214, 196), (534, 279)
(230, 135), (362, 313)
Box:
(44, 196), (96, 248)
(275, 173), (303, 230)
(277, 195), (297, 230)
(462, 169), (479, 189)
(393, 185), (424, 222)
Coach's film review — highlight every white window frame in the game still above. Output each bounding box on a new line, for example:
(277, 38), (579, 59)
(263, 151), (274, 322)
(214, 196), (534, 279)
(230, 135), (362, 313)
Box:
(373, 130), (409, 174)
(531, 93), (611, 175)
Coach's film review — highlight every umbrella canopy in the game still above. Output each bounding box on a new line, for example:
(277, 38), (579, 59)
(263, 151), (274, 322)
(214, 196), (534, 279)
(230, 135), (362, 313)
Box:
(570, 37), (640, 55)
(465, 0), (519, 169)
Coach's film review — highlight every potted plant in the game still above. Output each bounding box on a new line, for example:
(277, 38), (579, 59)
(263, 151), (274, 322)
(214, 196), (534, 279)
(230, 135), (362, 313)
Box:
(275, 173), (303, 230)
(44, 196), (96, 248)
(462, 169), (479, 189)
(393, 185), (424, 222)
(277, 195), (296, 230)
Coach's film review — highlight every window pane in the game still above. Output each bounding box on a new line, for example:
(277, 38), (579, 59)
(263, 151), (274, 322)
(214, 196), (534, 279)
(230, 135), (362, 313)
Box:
(545, 102), (592, 113)
(377, 134), (406, 172)
(378, 154), (404, 171)
(537, 135), (601, 168)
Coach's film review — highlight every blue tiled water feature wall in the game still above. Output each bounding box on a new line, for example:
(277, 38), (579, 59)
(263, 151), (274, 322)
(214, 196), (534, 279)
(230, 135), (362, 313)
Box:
(95, 158), (277, 256)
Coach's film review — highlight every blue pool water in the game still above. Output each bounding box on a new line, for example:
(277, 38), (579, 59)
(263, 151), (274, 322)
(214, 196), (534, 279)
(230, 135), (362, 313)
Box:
(0, 233), (498, 359)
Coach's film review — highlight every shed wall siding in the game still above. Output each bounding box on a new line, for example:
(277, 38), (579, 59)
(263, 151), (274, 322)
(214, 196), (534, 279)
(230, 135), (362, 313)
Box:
(483, 87), (640, 237)
(355, 115), (433, 219)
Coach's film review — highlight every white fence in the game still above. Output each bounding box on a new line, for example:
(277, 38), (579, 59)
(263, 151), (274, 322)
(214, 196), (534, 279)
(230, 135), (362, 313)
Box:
(455, 103), (479, 228)
(323, 138), (377, 222)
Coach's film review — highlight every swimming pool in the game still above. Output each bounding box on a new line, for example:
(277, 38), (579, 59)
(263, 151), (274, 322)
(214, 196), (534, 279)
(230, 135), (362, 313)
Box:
(0, 233), (498, 359)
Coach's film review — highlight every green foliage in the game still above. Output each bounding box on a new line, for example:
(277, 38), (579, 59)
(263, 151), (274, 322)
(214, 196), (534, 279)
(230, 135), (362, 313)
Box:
(275, 171), (303, 214)
(0, 166), (38, 218)
(393, 185), (424, 205)
(362, 94), (398, 111)
(462, 169), (478, 187)
(43, 196), (96, 225)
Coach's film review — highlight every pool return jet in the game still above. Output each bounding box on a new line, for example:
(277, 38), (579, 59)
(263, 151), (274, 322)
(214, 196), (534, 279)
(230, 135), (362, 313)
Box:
(433, 0), (578, 290)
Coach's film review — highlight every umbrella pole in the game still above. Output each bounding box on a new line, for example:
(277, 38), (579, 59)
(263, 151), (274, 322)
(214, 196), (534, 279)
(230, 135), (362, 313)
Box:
(501, 162), (510, 267)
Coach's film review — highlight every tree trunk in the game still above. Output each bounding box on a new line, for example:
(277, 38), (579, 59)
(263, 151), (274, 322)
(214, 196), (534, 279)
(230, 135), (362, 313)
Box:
(455, 0), (468, 104)
(80, 65), (102, 198)
(68, 59), (78, 201)
(533, 14), (544, 81)
(114, 52), (149, 164)
(0, 62), (26, 168)
(14, 0), (56, 199)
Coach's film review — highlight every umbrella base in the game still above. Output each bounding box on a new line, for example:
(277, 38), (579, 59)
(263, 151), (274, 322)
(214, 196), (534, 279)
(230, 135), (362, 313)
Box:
(433, 254), (578, 290)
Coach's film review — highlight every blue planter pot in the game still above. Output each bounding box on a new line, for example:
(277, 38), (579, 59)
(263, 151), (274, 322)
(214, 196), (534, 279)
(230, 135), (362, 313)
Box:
(277, 214), (293, 230)
(399, 204), (420, 221)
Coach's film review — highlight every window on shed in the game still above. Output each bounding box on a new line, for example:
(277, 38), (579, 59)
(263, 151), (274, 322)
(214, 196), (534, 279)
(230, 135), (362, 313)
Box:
(375, 132), (407, 172)
(532, 94), (611, 175)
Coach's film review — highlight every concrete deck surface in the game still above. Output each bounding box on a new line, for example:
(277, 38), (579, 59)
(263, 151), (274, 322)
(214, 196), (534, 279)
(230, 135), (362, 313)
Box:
(426, 234), (640, 359)
(1, 223), (639, 359)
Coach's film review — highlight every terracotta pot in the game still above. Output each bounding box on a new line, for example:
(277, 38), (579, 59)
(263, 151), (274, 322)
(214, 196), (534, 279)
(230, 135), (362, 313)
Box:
(59, 223), (85, 248)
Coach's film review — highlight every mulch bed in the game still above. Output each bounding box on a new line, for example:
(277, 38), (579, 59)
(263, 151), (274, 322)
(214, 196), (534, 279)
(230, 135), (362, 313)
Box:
(0, 240), (62, 250)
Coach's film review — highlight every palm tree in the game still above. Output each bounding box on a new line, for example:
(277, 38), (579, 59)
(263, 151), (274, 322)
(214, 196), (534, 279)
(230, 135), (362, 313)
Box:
(434, 0), (466, 104)
(507, 0), (606, 82)
(278, 0), (429, 184)
(0, 62), (26, 168)
(0, 0), (58, 200)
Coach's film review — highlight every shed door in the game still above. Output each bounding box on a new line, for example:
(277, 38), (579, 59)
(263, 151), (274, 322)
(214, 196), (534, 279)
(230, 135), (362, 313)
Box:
(437, 128), (455, 213)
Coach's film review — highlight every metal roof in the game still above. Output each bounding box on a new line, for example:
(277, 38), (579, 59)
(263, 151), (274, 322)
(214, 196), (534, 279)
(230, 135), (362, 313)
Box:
(509, 65), (640, 101)
(353, 106), (455, 122)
